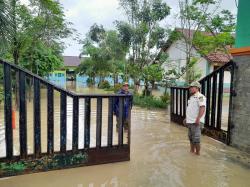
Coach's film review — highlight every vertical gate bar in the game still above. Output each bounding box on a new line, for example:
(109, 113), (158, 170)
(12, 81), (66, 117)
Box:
(170, 88), (173, 114)
(176, 88), (179, 115)
(60, 91), (67, 152)
(34, 78), (41, 157)
(180, 89), (183, 117)
(227, 62), (235, 145)
(107, 97), (113, 147)
(205, 77), (211, 127)
(118, 97), (124, 146)
(72, 96), (79, 152)
(211, 73), (217, 128)
(19, 71), (27, 158)
(217, 69), (224, 130)
(183, 89), (187, 118)
(96, 97), (102, 148)
(171, 88), (174, 120)
(84, 97), (91, 148)
(47, 85), (54, 154)
(128, 96), (132, 146)
(4, 63), (13, 159)
(201, 80), (206, 95)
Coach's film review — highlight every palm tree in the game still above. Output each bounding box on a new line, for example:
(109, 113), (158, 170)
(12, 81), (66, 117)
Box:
(0, 0), (12, 55)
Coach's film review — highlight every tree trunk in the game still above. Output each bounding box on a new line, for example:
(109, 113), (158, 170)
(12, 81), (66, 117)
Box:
(143, 80), (150, 96)
(134, 78), (140, 94)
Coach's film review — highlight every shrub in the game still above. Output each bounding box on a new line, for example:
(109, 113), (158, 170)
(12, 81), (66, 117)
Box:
(114, 83), (122, 93)
(98, 80), (111, 89)
(133, 95), (168, 109)
(160, 93), (170, 104)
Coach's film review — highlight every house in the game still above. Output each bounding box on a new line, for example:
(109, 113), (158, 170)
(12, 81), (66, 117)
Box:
(63, 56), (84, 81)
(161, 28), (232, 88)
(47, 56), (85, 86)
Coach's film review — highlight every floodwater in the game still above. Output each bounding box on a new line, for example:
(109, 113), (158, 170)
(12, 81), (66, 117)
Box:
(0, 86), (250, 187)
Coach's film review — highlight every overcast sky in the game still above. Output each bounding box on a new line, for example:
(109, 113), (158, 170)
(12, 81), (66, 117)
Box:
(35, 0), (239, 56)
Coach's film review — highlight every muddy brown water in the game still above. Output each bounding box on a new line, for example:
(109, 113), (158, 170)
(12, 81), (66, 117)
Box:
(0, 86), (249, 187)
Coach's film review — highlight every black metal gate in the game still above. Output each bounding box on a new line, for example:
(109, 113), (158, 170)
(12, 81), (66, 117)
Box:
(0, 60), (132, 178)
(171, 60), (236, 144)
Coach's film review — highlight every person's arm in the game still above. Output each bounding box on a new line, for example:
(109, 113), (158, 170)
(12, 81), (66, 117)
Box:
(195, 106), (205, 125)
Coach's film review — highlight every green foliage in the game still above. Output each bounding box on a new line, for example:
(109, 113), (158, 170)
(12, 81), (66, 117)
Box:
(141, 64), (163, 95)
(175, 0), (235, 84)
(0, 86), (3, 103)
(88, 23), (105, 43)
(114, 83), (122, 93)
(0, 0), (73, 75)
(117, 0), (170, 94)
(160, 93), (170, 104)
(98, 80), (111, 89)
(86, 77), (95, 87)
(79, 25), (127, 86)
(0, 153), (88, 176)
(193, 31), (234, 56)
(117, 0), (171, 60)
(0, 162), (26, 173)
(20, 41), (63, 76)
(142, 64), (163, 83)
(47, 153), (88, 169)
(185, 58), (202, 83)
(133, 94), (168, 109)
(0, 0), (12, 55)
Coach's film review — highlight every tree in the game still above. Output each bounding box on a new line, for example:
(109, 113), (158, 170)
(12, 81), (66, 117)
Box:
(79, 25), (127, 87)
(20, 41), (63, 77)
(104, 30), (127, 86)
(0, 0), (73, 66)
(0, 0), (12, 55)
(116, 0), (170, 93)
(0, 0), (73, 106)
(76, 58), (98, 86)
(177, 0), (236, 83)
(141, 64), (163, 96)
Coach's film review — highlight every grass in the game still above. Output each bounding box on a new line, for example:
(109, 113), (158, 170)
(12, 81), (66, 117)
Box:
(133, 94), (169, 109)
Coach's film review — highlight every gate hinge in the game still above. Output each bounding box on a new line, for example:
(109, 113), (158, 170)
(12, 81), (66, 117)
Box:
(231, 90), (237, 97)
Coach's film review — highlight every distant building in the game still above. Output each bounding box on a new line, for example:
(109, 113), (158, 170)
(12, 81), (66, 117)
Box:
(162, 28), (232, 89)
(47, 56), (85, 85)
(63, 56), (85, 81)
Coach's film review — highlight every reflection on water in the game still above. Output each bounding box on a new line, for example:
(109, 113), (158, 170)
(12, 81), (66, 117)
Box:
(0, 83), (249, 187)
(0, 88), (127, 156)
(0, 108), (249, 186)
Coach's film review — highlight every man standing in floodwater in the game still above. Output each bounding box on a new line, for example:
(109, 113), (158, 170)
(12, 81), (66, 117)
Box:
(185, 82), (206, 155)
(113, 82), (133, 130)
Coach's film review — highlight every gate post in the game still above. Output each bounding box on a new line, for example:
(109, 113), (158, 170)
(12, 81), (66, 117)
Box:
(229, 0), (250, 153)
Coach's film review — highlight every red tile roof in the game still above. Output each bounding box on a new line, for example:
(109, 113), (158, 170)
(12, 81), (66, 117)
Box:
(173, 28), (233, 64)
(205, 52), (232, 64)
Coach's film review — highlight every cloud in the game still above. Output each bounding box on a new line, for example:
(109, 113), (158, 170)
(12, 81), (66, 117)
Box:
(22, 0), (239, 56)
(61, 0), (125, 55)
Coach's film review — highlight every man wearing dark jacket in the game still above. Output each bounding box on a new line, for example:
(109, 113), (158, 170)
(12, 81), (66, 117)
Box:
(113, 82), (133, 130)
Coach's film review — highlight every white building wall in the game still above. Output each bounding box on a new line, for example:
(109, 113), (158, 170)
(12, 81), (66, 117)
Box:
(163, 40), (207, 84)
(162, 39), (231, 87)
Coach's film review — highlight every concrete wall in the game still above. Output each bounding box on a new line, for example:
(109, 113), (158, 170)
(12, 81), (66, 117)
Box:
(230, 55), (250, 153)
